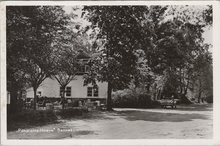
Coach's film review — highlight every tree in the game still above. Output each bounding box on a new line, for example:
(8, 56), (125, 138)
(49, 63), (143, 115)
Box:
(7, 6), (70, 110)
(83, 6), (150, 110)
(132, 6), (168, 98)
(52, 30), (81, 109)
(192, 49), (212, 103)
(146, 6), (212, 101)
(203, 5), (213, 26)
(82, 5), (212, 108)
(20, 50), (55, 110)
(53, 53), (79, 109)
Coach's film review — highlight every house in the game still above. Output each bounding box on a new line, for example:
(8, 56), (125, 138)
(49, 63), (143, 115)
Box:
(26, 51), (108, 102)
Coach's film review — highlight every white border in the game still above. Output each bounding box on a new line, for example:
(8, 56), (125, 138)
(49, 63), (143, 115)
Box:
(1, 1), (220, 5)
(212, 1), (220, 143)
(1, 1), (220, 145)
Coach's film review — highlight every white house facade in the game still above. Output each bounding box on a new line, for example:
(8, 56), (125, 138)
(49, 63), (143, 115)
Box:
(26, 51), (108, 101)
(26, 76), (108, 100)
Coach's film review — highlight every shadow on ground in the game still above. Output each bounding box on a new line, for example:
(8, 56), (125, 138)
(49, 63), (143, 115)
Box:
(174, 104), (213, 111)
(73, 104), (212, 123)
(73, 111), (115, 121)
(112, 110), (209, 122)
(110, 104), (212, 122)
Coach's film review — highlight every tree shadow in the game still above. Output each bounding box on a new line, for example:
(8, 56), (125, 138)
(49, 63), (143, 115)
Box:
(113, 110), (210, 122)
(73, 110), (115, 121)
(68, 104), (213, 123)
(175, 104), (213, 111)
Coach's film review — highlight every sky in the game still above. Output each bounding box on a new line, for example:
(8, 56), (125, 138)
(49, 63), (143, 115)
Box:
(203, 27), (212, 45)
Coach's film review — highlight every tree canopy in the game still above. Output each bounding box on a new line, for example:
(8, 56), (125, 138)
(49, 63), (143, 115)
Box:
(82, 5), (213, 109)
(7, 6), (70, 110)
(6, 5), (213, 111)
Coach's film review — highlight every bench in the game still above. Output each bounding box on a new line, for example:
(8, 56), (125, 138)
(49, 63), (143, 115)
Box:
(160, 99), (177, 109)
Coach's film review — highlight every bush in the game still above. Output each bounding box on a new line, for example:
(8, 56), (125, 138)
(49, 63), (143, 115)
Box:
(206, 95), (213, 103)
(177, 94), (192, 104)
(112, 89), (159, 108)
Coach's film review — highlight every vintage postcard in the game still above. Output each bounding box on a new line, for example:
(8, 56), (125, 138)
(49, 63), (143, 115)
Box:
(1, 1), (220, 145)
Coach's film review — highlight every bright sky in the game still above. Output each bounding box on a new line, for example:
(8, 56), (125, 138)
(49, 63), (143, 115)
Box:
(203, 27), (212, 44)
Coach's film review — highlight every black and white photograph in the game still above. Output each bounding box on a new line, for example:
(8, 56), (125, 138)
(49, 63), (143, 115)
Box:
(1, 1), (220, 145)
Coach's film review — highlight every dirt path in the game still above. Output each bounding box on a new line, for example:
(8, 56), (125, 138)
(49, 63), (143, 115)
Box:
(7, 104), (213, 139)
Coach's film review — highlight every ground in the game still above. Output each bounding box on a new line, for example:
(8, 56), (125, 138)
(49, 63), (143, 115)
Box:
(7, 104), (213, 139)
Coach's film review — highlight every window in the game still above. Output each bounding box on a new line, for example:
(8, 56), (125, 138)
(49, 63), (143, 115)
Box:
(87, 86), (99, 97)
(66, 87), (71, 96)
(37, 91), (41, 96)
(79, 66), (85, 73)
(85, 65), (89, 73)
(78, 63), (90, 74)
(87, 87), (93, 96)
(60, 86), (71, 96)
(60, 87), (64, 96)
(93, 87), (99, 97)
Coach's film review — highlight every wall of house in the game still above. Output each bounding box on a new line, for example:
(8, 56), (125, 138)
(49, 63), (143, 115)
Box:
(26, 75), (108, 99)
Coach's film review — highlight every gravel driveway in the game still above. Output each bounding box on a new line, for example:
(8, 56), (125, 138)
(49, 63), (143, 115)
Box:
(7, 104), (213, 139)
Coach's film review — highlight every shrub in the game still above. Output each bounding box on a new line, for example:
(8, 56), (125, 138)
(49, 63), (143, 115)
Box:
(206, 95), (213, 103)
(177, 94), (192, 104)
(112, 89), (158, 108)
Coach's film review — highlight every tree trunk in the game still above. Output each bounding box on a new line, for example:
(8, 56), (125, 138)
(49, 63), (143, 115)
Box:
(33, 87), (37, 110)
(198, 91), (201, 103)
(9, 90), (18, 113)
(106, 81), (113, 111)
(61, 86), (66, 109)
(179, 68), (183, 94)
(61, 95), (65, 110)
(184, 79), (189, 96)
(157, 89), (161, 100)
(198, 79), (202, 103)
(146, 84), (150, 93)
(184, 76), (190, 96)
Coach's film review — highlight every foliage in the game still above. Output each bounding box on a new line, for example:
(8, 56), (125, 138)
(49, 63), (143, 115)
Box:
(82, 5), (213, 108)
(112, 89), (160, 108)
(203, 5), (213, 26)
(7, 6), (70, 110)
(143, 6), (212, 101)
(191, 50), (212, 103)
(82, 6), (151, 110)
(52, 29), (80, 103)
(6, 5), (213, 113)
(51, 25), (92, 109)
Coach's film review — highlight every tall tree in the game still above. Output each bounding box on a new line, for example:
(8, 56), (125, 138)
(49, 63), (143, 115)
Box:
(7, 6), (70, 110)
(52, 29), (81, 109)
(192, 49), (212, 103)
(83, 6), (150, 110)
(146, 5), (212, 100)
(53, 52), (79, 109)
(20, 49), (55, 110)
